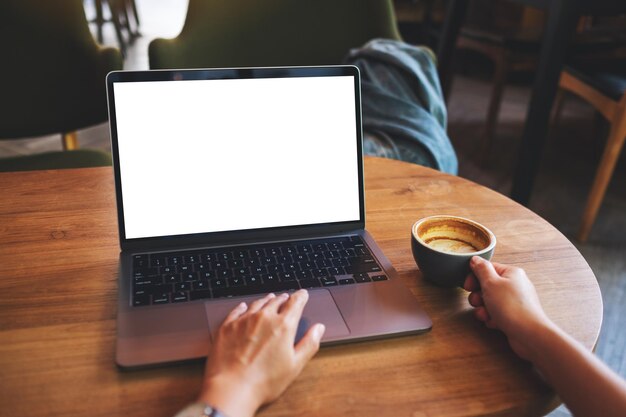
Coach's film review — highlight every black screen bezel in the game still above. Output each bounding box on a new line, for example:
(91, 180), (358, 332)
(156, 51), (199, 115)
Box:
(106, 66), (365, 252)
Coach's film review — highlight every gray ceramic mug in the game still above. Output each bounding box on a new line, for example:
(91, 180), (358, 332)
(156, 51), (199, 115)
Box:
(411, 215), (496, 287)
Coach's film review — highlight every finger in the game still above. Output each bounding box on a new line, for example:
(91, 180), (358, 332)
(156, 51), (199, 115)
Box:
(263, 292), (290, 313)
(470, 256), (500, 286)
(246, 293), (276, 315)
(294, 323), (325, 368)
(280, 289), (309, 322)
(474, 306), (491, 323)
(491, 261), (513, 276)
(463, 274), (480, 292)
(468, 291), (484, 307)
(222, 302), (248, 325)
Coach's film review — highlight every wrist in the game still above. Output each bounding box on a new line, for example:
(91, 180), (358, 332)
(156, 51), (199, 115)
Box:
(199, 374), (263, 417)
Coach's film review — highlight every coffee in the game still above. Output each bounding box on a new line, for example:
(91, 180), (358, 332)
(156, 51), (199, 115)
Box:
(416, 218), (491, 255)
(411, 215), (496, 287)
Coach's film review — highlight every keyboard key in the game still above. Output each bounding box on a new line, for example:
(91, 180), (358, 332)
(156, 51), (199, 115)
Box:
(279, 272), (296, 281)
(294, 270), (312, 280)
(372, 275), (388, 282)
(133, 267), (158, 278)
(168, 256), (182, 265)
(134, 277), (159, 287)
(297, 244), (312, 253)
(175, 282), (191, 291)
(163, 274), (181, 283)
(160, 265), (178, 274)
(195, 263), (209, 271)
(228, 277), (245, 287)
(339, 278), (356, 285)
(247, 275), (262, 285)
(181, 272), (198, 281)
(218, 252), (233, 261)
(178, 264), (192, 273)
(234, 250), (248, 259)
(172, 291), (189, 303)
(133, 254), (149, 268)
(193, 280), (209, 290)
(313, 268), (329, 278)
(150, 256), (166, 267)
(328, 267), (344, 276)
(211, 279), (227, 288)
(353, 273), (372, 283)
(152, 283), (173, 294)
(321, 277), (338, 287)
(269, 264), (284, 273)
(299, 278), (321, 288)
(233, 267), (250, 278)
(229, 259), (244, 268)
(315, 259), (331, 268)
(152, 293), (170, 304)
(212, 281), (299, 299)
(190, 289), (213, 301)
(217, 269), (231, 278)
(262, 273), (279, 283)
(133, 294), (150, 306)
(199, 270), (215, 280)
(184, 255), (200, 264)
(267, 247), (281, 256)
(251, 266), (267, 275)
(313, 243), (327, 252)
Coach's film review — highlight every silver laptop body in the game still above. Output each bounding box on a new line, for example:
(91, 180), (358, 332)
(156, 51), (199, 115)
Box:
(106, 66), (432, 368)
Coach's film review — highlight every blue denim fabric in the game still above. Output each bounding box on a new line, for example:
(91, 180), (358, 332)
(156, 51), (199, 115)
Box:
(344, 39), (458, 174)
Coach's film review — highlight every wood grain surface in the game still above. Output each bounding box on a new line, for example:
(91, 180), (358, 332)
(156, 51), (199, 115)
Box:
(0, 157), (602, 417)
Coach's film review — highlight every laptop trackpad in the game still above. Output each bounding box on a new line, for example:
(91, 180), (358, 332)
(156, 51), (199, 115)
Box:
(204, 289), (350, 343)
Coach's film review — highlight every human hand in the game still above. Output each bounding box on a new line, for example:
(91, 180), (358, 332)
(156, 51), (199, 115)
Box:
(463, 256), (553, 361)
(198, 289), (325, 417)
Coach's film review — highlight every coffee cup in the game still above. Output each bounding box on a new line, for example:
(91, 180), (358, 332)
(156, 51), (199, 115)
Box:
(411, 215), (496, 287)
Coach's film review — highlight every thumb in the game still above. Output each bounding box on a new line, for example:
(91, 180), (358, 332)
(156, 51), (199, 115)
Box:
(470, 256), (500, 286)
(294, 323), (325, 368)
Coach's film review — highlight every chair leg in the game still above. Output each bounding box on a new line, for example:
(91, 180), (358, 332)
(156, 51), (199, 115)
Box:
(551, 88), (566, 128)
(129, 0), (140, 27)
(481, 53), (508, 164)
(107, 0), (127, 57)
(62, 132), (79, 151)
(94, 0), (104, 43)
(578, 108), (626, 242)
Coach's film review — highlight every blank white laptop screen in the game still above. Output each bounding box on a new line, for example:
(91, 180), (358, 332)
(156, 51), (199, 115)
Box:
(113, 76), (361, 239)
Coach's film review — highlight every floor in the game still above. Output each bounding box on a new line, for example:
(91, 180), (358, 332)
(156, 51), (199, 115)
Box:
(2, 1), (624, 416)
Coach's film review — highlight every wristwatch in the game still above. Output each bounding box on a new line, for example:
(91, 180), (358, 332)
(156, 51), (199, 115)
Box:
(174, 401), (229, 417)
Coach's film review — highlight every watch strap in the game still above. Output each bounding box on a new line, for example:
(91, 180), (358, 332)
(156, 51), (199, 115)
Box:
(174, 401), (229, 417)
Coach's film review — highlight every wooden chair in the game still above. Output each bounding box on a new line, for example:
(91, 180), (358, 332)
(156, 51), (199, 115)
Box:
(149, 0), (401, 69)
(554, 62), (626, 242)
(0, 0), (122, 153)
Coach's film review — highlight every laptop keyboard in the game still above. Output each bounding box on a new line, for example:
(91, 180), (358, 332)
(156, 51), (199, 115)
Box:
(131, 235), (388, 307)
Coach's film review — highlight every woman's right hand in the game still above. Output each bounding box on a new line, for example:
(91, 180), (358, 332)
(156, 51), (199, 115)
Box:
(463, 256), (553, 361)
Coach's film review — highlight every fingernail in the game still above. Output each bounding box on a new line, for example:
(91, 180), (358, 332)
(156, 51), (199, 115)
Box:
(266, 293), (276, 298)
(471, 256), (481, 265)
(315, 324), (326, 339)
(280, 292), (289, 299)
(238, 302), (248, 311)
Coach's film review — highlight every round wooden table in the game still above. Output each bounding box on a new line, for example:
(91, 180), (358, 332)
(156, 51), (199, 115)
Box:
(0, 157), (603, 417)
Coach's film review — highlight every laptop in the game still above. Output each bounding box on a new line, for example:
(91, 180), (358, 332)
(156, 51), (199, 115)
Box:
(106, 66), (432, 368)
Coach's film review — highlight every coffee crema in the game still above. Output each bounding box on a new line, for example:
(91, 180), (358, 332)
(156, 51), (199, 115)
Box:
(415, 219), (491, 255)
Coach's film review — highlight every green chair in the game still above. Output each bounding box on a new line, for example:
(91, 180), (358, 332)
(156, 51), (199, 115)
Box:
(0, 150), (113, 172)
(149, 0), (401, 69)
(0, 0), (122, 162)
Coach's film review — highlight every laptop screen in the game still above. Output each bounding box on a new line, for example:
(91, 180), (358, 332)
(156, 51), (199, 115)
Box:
(110, 69), (362, 241)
